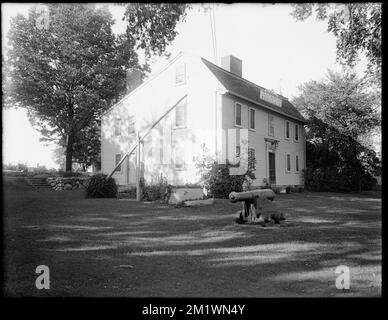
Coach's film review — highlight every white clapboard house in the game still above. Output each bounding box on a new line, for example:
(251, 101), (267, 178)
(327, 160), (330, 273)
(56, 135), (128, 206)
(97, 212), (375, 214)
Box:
(101, 52), (307, 189)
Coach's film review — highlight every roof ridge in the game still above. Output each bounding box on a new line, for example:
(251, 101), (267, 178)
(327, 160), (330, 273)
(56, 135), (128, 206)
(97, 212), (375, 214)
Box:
(201, 57), (288, 101)
(201, 57), (306, 123)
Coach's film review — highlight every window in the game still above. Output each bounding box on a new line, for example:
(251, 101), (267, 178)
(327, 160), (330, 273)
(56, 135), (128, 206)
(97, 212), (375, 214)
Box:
(285, 120), (290, 139)
(294, 124), (299, 141)
(115, 153), (122, 172)
(268, 114), (274, 136)
(175, 99), (186, 128)
(128, 116), (135, 135)
(175, 63), (186, 85)
(235, 103), (242, 127)
(286, 153), (291, 173)
(249, 108), (256, 130)
(174, 146), (185, 170)
(114, 118), (121, 136)
(295, 155), (299, 172)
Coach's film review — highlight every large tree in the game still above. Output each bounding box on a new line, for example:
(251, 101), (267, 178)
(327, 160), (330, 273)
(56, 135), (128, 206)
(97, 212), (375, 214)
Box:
(293, 70), (380, 143)
(6, 3), (189, 171)
(291, 3), (381, 85)
(293, 71), (381, 192)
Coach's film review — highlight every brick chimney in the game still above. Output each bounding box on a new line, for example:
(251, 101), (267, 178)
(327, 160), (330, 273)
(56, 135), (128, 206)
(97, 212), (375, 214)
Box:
(221, 55), (242, 77)
(126, 68), (143, 94)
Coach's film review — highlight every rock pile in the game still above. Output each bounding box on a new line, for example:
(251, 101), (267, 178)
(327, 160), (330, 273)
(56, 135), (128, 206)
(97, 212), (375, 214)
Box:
(46, 176), (89, 191)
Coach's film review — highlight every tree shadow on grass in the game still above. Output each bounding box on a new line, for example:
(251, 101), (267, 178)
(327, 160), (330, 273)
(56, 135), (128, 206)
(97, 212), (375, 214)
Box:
(4, 183), (381, 296)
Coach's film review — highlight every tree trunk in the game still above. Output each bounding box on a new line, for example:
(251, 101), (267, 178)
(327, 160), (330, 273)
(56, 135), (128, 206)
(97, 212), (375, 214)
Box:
(65, 133), (75, 172)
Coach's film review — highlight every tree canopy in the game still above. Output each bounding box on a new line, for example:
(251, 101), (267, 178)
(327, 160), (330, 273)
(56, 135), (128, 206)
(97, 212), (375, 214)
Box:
(122, 3), (189, 58)
(5, 3), (189, 171)
(293, 70), (380, 142)
(291, 3), (381, 85)
(293, 71), (381, 192)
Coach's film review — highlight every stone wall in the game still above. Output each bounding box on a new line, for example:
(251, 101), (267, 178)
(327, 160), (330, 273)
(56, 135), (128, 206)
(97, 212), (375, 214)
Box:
(47, 177), (89, 191)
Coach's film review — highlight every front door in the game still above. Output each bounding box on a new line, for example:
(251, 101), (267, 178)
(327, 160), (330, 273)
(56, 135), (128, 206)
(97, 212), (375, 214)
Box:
(268, 152), (276, 185)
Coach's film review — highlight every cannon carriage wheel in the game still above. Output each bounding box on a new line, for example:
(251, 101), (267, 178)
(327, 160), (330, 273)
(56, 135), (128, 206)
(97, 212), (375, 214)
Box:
(230, 189), (275, 226)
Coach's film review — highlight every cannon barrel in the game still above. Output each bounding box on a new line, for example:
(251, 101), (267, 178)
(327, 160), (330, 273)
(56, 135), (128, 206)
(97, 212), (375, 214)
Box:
(229, 189), (275, 203)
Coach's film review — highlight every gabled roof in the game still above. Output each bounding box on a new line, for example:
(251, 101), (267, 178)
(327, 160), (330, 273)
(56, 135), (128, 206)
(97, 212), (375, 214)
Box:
(102, 52), (185, 117)
(201, 58), (307, 123)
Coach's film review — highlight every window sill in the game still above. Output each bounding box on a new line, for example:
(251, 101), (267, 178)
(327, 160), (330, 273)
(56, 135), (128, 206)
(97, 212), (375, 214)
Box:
(175, 81), (186, 87)
(249, 128), (256, 132)
(172, 125), (187, 130)
(234, 124), (243, 128)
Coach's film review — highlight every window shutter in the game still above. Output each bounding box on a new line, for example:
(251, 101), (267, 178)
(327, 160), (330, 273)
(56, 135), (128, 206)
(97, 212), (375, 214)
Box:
(250, 109), (255, 129)
(175, 63), (186, 85)
(115, 154), (122, 172)
(128, 116), (135, 135)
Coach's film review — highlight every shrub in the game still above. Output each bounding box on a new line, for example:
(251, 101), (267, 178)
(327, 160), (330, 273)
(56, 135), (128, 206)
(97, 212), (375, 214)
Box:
(304, 167), (378, 193)
(85, 173), (117, 198)
(204, 164), (245, 198)
(304, 117), (381, 192)
(140, 176), (173, 203)
(260, 179), (272, 190)
(272, 186), (282, 194)
(195, 145), (256, 199)
(290, 186), (303, 193)
(118, 186), (137, 199)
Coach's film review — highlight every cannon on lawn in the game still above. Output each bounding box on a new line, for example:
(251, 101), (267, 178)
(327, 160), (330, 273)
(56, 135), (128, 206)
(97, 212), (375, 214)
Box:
(229, 189), (285, 226)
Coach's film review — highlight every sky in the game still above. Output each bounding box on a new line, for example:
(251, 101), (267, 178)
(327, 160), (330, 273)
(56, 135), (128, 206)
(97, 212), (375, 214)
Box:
(2, 3), (370, 168)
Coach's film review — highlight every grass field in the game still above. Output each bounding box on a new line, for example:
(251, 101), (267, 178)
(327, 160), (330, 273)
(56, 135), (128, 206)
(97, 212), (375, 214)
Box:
(3, 176), (381, 297)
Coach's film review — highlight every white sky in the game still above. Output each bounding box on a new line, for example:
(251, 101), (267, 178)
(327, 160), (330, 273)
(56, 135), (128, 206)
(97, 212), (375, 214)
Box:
(2, 3), (369, 168)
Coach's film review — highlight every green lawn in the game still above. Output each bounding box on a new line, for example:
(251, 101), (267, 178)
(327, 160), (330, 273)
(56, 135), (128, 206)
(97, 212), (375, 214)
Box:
(3, 176), (381, 297)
